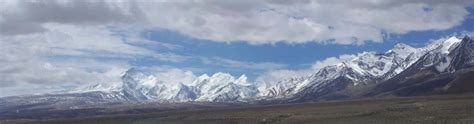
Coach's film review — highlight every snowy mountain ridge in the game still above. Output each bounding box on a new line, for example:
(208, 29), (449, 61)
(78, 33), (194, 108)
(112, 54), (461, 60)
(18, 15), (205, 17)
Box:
(3, 36), (472, 104)
(257, 36), (467, 100)
(69, 68), (258, 103)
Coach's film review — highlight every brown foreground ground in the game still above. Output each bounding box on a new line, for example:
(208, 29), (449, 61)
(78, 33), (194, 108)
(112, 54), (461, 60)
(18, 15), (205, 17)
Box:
(3, 95), (474, 124)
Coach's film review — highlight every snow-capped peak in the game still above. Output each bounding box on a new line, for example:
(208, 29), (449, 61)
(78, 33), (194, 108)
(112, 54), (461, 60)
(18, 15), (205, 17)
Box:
(439, 36), (462, 54)
(425, 36), (462, 53)
(210, 72), (235, 81)
(393, 43), (412, 49)
(122, 68), (141, 78)
(82, 68), (258, 103)
(122, 68), (156, 88)
(190, 74), (210, 86)
(387, 43), (418, 58)
(409, 36), (464, 72)
(235, 75), (251, 86)
(258, 39), (430, 98)
(198, 74), (210, 79)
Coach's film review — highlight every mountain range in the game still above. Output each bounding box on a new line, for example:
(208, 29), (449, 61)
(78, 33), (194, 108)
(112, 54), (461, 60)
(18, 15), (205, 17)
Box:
(1, 36), (474, 118)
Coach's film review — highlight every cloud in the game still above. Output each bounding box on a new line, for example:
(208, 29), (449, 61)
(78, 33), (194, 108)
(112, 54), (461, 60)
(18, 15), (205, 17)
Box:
(1, 24), (187, 61)
(2, 0), (473, 44)
(141, 0), (473, 44)
(0, 0), (143, 35)
(0, 58), (130, 96)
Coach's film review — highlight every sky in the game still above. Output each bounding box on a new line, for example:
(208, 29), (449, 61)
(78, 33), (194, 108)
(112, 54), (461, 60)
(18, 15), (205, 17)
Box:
(1, 0), (474, 97)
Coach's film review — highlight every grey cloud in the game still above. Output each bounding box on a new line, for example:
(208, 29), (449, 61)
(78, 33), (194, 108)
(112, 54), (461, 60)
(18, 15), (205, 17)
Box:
(21, 1), (139, 24)
(315, 0), (474, 9)
(141, 0), (473, 44)
(0, 0), (144, 35)
(0, 20), (45, 35)
(2, 0), (473, 44)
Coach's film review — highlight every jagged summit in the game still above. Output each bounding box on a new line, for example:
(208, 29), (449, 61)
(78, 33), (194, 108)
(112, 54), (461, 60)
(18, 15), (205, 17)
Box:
(96, 68), (257, 102)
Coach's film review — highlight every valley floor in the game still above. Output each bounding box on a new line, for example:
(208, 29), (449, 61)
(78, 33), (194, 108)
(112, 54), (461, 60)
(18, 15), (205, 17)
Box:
(3, 95), (474, 124)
